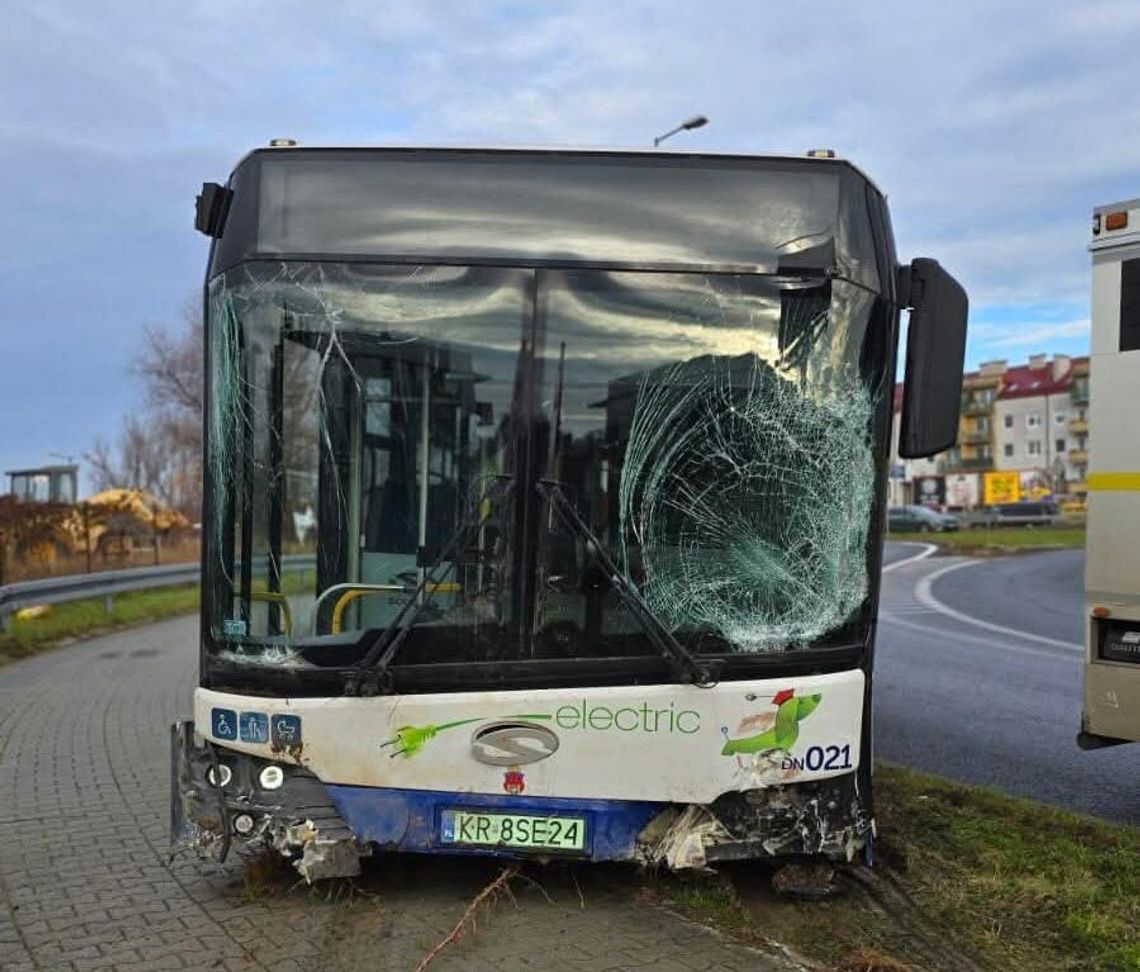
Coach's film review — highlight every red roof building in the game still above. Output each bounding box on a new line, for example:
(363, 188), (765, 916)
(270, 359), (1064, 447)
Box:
(890, 353), (1091, 503)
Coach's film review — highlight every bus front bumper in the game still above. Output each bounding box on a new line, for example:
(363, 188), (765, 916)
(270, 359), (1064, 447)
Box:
(172, 721), (871, 880)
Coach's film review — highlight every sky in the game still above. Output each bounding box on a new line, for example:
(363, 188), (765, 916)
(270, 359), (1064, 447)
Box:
(3, 0), (1140, 485)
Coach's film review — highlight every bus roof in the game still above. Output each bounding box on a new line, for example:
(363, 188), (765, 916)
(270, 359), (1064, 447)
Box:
(207, 146), (890, 288)
(1090, 197), (1140, 252)
(228, 142), (885, 195)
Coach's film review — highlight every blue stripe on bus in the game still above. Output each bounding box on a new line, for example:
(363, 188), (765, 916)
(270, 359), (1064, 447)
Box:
(325, 784), (663, 861)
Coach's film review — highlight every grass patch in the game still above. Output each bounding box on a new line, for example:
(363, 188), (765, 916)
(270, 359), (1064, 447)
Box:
(255, 569), (317, 597)
(0, 583), (200, 663)
(0, 567), (318, 666)
(891, 526), (1086, 553)
(651, 763), (1139, 971)
(874, 763), (1139, 971)
(656, 873), (755, 938)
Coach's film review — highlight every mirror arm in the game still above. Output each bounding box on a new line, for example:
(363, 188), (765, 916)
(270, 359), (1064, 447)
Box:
(895, 264), (914, 309)
(893, 263), (921, 309)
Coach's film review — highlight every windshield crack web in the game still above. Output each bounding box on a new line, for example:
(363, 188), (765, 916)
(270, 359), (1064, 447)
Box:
(618, 356), (873, 652)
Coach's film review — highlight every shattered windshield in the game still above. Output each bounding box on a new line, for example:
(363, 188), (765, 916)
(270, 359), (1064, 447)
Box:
(204, 261), (880, 670)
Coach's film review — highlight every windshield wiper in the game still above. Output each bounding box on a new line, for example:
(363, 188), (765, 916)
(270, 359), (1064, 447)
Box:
(535, 479), (714, 686)
(346, 477), (513, 696)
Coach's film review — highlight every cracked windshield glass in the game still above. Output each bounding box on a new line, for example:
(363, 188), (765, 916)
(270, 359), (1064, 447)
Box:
(206, 261), (879, 667)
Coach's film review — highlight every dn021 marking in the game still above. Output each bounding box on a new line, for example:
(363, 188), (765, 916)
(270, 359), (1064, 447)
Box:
(470, 722), (560, 766)
(782, 744), (853, 772)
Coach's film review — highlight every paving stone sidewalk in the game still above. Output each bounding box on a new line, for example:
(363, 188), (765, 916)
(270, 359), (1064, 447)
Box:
(0, 617), (806, 971)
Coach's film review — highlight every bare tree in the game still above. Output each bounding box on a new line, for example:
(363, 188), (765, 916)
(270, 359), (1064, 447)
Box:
(133, 306), (203, 415)
(86, 304), (203, 518)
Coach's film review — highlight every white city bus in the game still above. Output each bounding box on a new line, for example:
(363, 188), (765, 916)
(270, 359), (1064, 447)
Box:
(1081, 198), (1140, 748)
(172, 146), (967, 880)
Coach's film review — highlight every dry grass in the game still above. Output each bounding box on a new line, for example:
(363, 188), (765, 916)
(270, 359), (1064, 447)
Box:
(651, 763), (1139, 972)
(874, 763), (1139, 971)
(835, 949), (914, 972)
(4, 538), (201, 583)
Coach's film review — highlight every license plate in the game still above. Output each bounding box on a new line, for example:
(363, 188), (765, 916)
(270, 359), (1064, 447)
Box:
(440, 810), (587, 852)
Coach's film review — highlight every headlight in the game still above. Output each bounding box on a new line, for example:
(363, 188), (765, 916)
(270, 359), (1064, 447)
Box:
(233, 813), (256, 835)
(206, 764), (232, 787)
(259, 765), (285, 790)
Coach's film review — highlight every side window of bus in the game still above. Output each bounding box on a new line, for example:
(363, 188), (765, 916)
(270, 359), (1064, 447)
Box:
(1122, 258), (1140, 352)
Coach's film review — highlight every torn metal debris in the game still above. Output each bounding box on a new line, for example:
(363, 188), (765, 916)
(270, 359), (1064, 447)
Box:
(639, 774), (872, 871)
(170, 721), (365, 882)
(644, 806), (733, 871)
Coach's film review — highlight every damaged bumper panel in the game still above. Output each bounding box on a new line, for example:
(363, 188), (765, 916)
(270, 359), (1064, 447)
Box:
(170, 721), (367, 882)
(642, 773), (872, 870)
(172, 720), (869, 878)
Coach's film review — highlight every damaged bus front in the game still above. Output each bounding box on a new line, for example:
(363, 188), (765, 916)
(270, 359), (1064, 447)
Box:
(173, 147), (967, 880)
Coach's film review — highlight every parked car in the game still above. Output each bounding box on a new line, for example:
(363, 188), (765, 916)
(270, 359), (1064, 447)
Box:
(888, 505), (960, 533)
(965, 501), (1060, 528)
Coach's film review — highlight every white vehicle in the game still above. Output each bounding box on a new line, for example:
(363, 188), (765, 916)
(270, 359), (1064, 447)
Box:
(172, 146), (967, 879)
(1080, 199), (1140, 747)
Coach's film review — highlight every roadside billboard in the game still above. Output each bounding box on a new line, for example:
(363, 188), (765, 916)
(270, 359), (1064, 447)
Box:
(946, 472), (979, 509)
(914, 475), (945, 509)
(1020, 469), (1051, 499)
(983, 471), (1020, 505)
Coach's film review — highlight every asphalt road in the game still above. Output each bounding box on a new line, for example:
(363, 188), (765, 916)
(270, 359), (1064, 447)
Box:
(876, 542), (1139, 824)
(928, 547), (1084, 644)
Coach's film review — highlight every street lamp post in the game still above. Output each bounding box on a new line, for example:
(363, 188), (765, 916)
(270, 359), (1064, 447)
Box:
(654, 115), (708, 147)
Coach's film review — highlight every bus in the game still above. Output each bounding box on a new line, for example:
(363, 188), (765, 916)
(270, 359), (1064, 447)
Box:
(1080, 197), (1140, 748)
(172, 146), (967, 880)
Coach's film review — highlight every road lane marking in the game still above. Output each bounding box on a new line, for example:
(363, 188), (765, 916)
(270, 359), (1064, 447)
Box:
(914, 560), (1083, 653)
(882, 543), (937, 573)
(879, 610), (1082, 663)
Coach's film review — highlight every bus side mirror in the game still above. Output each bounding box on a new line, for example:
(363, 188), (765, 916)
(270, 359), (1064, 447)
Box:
(897, 258), (968, 459)
(195, 182), (233, 238)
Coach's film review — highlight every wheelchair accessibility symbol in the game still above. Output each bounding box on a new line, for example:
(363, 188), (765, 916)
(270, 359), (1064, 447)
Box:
(211, 708), (237, 741)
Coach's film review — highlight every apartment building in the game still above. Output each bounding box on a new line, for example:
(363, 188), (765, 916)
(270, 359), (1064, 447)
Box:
(890, 353), (1090, 507)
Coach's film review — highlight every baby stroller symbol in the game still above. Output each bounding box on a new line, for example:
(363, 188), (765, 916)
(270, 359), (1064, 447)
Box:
(271, 714), (302, 747)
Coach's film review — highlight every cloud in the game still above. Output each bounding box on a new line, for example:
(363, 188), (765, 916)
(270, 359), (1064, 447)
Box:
(3, 0), (1140, 474)
(972, 319), (1090, 348)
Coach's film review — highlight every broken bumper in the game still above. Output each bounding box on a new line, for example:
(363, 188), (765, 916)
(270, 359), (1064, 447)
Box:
(172, 720), (871, 878)
(171, 721), (366, 881)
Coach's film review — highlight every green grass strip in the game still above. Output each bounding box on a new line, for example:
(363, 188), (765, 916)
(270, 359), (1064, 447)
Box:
(891, 526), (1086, 551)
(0, 584), (200, 663)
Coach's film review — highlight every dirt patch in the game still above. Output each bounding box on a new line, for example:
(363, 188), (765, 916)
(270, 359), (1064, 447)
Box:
(727, 863), (987, 972)
(835, 950), (912, 972)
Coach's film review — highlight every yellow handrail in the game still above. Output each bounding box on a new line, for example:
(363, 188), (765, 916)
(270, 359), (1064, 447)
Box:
(330, 582), (462, 634)
(247, 591), (292, 635)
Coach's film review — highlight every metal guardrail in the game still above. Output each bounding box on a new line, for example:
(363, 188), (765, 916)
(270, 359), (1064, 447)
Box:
(0, 555), (316, 632)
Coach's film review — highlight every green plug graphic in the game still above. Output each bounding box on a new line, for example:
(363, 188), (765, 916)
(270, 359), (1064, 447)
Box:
(379, 713), (550, 758)
(381, 719), (479, 758)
